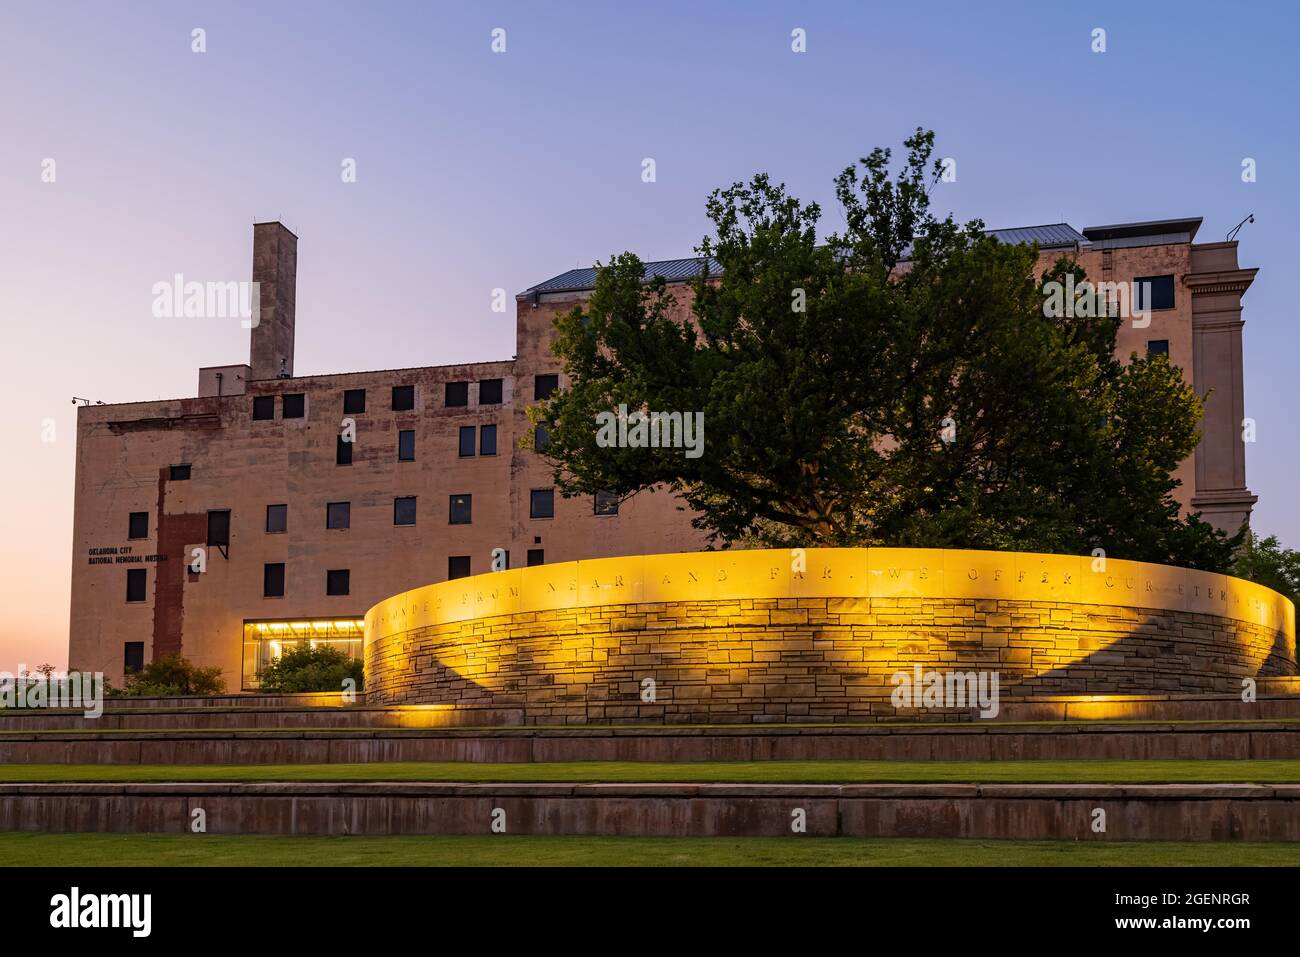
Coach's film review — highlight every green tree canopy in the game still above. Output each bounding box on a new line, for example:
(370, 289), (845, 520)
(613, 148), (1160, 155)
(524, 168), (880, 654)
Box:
(535, 128), (1237, 571)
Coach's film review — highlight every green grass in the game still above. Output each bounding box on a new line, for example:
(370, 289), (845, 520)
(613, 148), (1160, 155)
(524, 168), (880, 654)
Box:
(0, 832), (1296, 866)
(5, 759), (1300, 784)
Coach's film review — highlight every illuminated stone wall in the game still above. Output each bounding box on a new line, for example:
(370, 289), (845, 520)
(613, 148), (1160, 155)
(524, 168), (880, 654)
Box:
(364, 549), (1296, 724)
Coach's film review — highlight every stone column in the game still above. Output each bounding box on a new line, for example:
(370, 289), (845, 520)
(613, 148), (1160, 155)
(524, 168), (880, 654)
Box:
(1187, 241), (1257, 533)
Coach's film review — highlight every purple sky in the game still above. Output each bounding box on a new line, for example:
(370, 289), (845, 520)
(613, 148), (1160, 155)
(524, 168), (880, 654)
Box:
(2, 1), (1297, 671)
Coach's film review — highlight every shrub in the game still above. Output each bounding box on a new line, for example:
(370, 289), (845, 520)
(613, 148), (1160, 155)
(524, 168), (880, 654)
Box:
(259, 645), (363, 694)
(113, 654), (225, 697)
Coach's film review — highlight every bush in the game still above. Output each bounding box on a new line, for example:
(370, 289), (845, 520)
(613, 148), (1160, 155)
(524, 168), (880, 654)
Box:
(113, 654), (225, 697)
(259, 645), (363, 694)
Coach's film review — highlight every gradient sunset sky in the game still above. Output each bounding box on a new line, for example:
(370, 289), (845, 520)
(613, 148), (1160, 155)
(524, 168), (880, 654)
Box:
(2, 1), (1297, 672)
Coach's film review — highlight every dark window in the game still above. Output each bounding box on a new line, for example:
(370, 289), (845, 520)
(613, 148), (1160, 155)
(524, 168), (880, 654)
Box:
(478, 378), (503, 405)
(534, 422), (550, 453)
(526, 548), (545, 567)
(394, 496), (417, 526)
(398, 429), (415, 461)
(1134, 274), (1175, 312)
(495, 549), (511, 570)
(252, 395), (276, 421)
(123, 641), (144, 674)
(445, 381), (469, 407)
(206, 509), (231, 547)
(128, 512), (149, 540)
(1147, 339), (1170, 358)
(594, 490), (620, 516)
(169, 464), (191, 481)
(480, 424), (497, 456)
(534, 374), (559, 401)
(266, 504), (287, 533)
(343, 389), (366, 414)
(263, 562), (285, 598)
(392, 385), (415, 411)
(327, 502), (351, 529)
(326, 569), (350, 596)
(336, 434), (353, 465)
(125, 568), (147, 602)
(458, 426), (476, 457)
(449, 494), (472, 525)
(448, 555), (471, 580)
(282, 393), (305, 418)
(530, 488), (554, 519)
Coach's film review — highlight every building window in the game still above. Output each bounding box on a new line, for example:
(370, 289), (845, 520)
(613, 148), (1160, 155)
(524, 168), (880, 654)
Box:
(1147, 339), (1170, 358)
(534, 422), (550, 453)
(448, 555), (471, 580)
(496, 550), (511, 570)
(207, 509), (231, 547)
(169, 464), (191, 481)
(458, 426), (476, 457)
(530, 488), (554, 519)
(263, 562), (285, 598)
(527, 548), (545, 567)
(266, 504), (287, 533)
(123, 641), (144, 674)
(326, 569), (350, 596)
(479, 378), (503, 405)
(1134, 274), (1176, 312)
(534, 374), (559, 401)
(392, 385), (415, 411)
(336, 434), (353, 466)
(398, 429), (415, 461)
(445, 381), (469, 407)
(282, 393), (305, 419)
(594, 490), (620, 516)
(128, 511), (149, 540)
(252, 395), (276, 421)
(327, 501), (351, 529)
(480, 424), (497, 456)
(125, 568), (147, 602)
(394, 496), (417, 526)
(449, 494), (472, 525)
(343, 388), (366, 414)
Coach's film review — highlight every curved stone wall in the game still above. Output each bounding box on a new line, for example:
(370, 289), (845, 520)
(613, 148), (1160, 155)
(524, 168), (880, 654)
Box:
(364, 549), (1296, 724)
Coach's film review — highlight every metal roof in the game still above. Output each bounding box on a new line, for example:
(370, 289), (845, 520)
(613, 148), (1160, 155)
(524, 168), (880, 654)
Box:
(523, 221), (1152, 294)
(985, 223), (1089, 248)
(526, 257), (723, 295)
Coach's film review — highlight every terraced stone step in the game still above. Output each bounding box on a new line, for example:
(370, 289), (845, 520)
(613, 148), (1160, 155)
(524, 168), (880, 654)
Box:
(5, 689), (1300, 732)
(1, 781), (1295, 840)
(3, 719), (1300, 763)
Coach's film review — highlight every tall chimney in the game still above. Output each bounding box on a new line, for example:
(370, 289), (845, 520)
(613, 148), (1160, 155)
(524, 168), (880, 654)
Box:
(250, 222), (297, 380)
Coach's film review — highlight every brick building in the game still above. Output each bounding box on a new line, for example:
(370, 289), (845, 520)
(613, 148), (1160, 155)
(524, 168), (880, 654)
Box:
(68, 218), (1258, 687)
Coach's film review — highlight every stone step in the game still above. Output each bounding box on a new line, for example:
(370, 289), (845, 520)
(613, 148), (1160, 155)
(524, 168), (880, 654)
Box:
(3, 720), (1300, 763)
(1, 781), (1295, 839)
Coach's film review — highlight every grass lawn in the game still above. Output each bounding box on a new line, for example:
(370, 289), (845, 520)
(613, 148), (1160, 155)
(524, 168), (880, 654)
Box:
(3, 759), (1300, 783)
(1, 832), (1297, 866)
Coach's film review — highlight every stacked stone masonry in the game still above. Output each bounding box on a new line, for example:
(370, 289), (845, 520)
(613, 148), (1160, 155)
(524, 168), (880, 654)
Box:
(365, 549), (1295, 725)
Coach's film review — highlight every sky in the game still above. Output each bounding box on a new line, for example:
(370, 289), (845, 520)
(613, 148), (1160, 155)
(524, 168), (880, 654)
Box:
(1, 0), (1298, 672)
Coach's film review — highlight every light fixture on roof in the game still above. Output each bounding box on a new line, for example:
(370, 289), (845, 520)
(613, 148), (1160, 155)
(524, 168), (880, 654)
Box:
(1226, 213), (1254, 243)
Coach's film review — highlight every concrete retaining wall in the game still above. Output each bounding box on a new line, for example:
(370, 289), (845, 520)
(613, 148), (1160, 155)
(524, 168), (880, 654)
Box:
(2, 782), (1297, 840)
(4, 721), (1300, 764)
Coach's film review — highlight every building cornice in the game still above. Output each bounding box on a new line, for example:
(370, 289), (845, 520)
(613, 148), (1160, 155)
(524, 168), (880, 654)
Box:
(1184, 267), (1258, 298)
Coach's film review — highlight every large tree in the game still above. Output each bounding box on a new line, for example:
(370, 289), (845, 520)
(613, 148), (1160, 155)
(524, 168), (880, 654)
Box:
(534, 128), (1238, 571)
